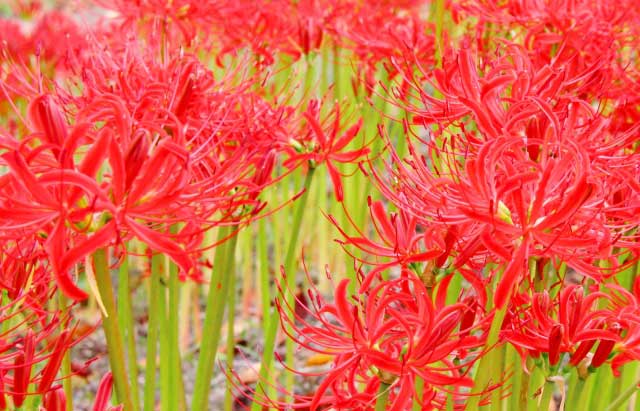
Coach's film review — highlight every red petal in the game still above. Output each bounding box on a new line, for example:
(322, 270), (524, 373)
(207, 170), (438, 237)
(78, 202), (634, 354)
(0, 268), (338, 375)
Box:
(93, 372), (114, 411)
(58, 221), (117, 277)
(125, 217), (193, 276)
(326, 163), (344, 202)
(494, 239), (528, 308)
(2, 151), (53, 206)
(46, 222), (89, 301)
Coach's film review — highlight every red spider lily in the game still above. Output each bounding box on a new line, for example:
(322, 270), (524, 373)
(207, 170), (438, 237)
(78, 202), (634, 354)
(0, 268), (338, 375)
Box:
(603, 278), (640, 375)
(284, 100), (367, 202)
(502, 285), (620, 368)
(0, 6), (86, 71)
(93, 0), (222, 42)
(99, 0), (329, 62)
(208, 0), (296, 66)
(92, 372), (121, 411)
(0, 282), (78, 405)
(373, 129), (621, 306)
(29, 10), (87, 70)
(0, 147), (110, 300)
(329, 198), (444, 291)
(333, 6), (435, 84)
(268, 274), (486, 411)
(206, 0), (337, 64)
(452, 0), (640, 100)
(293, 0), (327, 57)
(0, 38), (293, 298)
(219, 0), (334, 61)
(379, 43), (640, 306)
(0, 18), (29, 59)
(393, 42), (640, 151)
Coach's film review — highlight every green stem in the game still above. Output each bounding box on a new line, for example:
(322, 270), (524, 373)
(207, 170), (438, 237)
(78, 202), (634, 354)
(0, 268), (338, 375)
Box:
(432, 0), (446, 68)
(168, 252), (186, 411)
(375, 382), (391, 411)
(620, 353), (639, 407)
(606, 377), (640, 411)
(258, 219), (271, 327)
(490, 345), (506, 411)
(467, 306), (508, 409)
(118, 248), (140, 411)
(305, 54), (315, 99)
(528, 367), (545, 411)
(519, 361), (531, 411)
(507, 346), (522, 411)
(224, 258), (237, 411)
(591, 366), (614, 410)
(144, 252), (162, 411)
(565, 369), (579, 408)
(158, 259), (170, 411)
(539, 379), (555, 411)
(412, 377), (424, 411)
(58, 293), (73, 411)
(252, 168), (316, 411)
(191, 225), (239, 411)
(94, 248), (135, 411)
(333, 44), (341, 101)
(567, 376), (585, 411)
(285, 169), (316, 403)
(580, 371), (596, 410)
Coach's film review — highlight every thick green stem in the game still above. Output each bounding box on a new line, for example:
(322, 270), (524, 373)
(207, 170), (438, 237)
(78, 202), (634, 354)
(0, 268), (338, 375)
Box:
(606, 377), (640, 411)
(252, 168), (316, 411)
(58, 292), (73, 411)
(519, 363), (531, 411)
(224, 259), (237, 411)
(467, 306), (508, 409)
(528, 367), (546, 411)
(539, 379), (555, 411)
(591, 366), (614, 410)
(490, 345), (506, 411)
(412, 377), (424, 411)
(285, 169), (316, 403)
(333, 45), (341, 101)
(507, 346), (521, 411)
(191, 225), (239, 411)
(144, 252), (162, 411)
(94, 248), (136, 411)
(375, 382), (391, 411)
(566, 374), (580, 408)
(258, 219), (271, 326)
(432, 0), (446, 68)
(158, 260), (170, 411)
(167, 252), (186, 411)
(118, 248), (140, 411)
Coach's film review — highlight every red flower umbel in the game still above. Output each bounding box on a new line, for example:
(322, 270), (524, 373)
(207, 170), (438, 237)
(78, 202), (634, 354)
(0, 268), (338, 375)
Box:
(502, 285), (620, 368)
(379, 44), (640, 307)
(271, 275), (485, 410)
(284, 100), (367, 202)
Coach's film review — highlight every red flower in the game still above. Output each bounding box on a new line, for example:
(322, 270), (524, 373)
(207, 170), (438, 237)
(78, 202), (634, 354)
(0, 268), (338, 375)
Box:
(0, 39), (294, 298)
(271, 275), (485, 410)
(502, 285), (619, 368)
(284, 100), (367, 201)
(0, 18), (29, 59)
(379, 44), (640, 307)
(330, 198), (443, 291)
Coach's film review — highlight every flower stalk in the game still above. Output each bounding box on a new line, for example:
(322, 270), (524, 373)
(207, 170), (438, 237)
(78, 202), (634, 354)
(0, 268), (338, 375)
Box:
(192, 225), (239, 411)
(93, 248), (136, 411)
